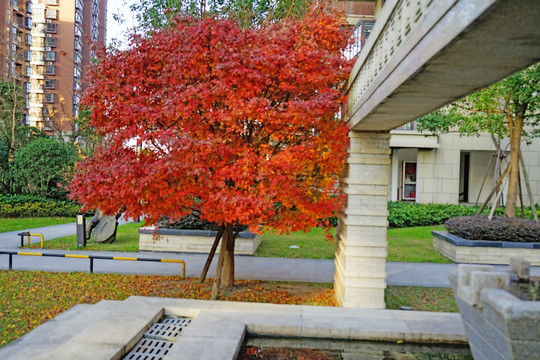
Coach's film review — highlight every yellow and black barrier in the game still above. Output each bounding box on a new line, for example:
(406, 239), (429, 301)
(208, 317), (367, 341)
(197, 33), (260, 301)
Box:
(0, 251), (185, 278)
(17, 232), (44, 249)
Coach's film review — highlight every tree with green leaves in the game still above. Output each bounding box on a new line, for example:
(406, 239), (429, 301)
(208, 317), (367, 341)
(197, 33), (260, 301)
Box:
(70, 106), (102, 157)
(417, 63), (540, 218)
(120, 0), (313, 35)
(0, 79), (48, 193)
(10, 137), (77, 199)
(0, 80), (25, 157)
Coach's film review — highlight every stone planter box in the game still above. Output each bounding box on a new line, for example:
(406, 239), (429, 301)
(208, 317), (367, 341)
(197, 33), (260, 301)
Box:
(450, 262), (540, 360)
(139, 227), (261, 255)
(433, 230), (540, 265)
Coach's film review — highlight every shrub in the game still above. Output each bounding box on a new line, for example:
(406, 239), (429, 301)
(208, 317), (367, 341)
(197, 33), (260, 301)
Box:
(386, 202), (538, 228)
(156, 210), (247, 232)
(444, 215), (540, 242)
(0, 195), (81, 217)
(9, 137), (77, 199)
(387, 202), (479, 228)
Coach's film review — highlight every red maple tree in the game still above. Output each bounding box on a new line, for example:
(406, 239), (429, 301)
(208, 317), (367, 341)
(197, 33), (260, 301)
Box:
(69, 4), (352, 297)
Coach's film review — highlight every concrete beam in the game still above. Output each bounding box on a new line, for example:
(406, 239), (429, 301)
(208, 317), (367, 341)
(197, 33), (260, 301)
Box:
(348, 0), (540, 131)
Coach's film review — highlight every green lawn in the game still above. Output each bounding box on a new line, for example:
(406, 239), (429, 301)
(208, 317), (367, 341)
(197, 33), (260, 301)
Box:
(255, 227), (337, 259)
(0, 217), (75, 233)
(385, 286), (457, 312)
(26, 221), (452, 264)
(32, 222), (143, 252)
(387, 225), (451, 263)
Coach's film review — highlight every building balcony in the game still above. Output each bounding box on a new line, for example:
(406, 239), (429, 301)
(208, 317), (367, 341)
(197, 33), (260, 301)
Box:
(30, 73), (45, 80)
(30, 59), (45, 65)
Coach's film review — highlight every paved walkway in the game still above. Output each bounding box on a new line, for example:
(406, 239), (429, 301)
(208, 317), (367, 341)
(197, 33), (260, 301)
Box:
(1, 222), (538, 287)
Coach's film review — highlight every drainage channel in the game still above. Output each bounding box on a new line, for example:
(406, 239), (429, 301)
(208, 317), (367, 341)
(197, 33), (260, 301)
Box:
(124, 316), (192, 360)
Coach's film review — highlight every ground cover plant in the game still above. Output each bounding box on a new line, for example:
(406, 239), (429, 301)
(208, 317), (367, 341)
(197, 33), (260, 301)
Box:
(0, 217), (74, 233)
(445, 215), (540, 242)
(0, 270), (457, 348)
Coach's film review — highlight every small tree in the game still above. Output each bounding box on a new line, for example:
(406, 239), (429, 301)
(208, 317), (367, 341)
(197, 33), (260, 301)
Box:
(417, 63), (540, 218)
(70, 5), (352, 296)
(125, 0), (313, 34)
(0, 80), (25, 158)
(10, 138), (77, 199)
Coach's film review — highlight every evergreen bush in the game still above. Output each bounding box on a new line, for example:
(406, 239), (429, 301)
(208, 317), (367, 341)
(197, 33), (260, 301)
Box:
(0, 195), (80, 217)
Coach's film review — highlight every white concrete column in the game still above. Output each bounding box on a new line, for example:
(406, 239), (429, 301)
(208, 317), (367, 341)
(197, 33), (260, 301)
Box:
(334, 131), (390, 309)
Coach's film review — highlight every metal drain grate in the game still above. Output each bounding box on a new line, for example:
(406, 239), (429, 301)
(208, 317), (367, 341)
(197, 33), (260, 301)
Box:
(145, 318), (191, 341)
(124, 338), (174, 360)
(123, 316), (191, 360)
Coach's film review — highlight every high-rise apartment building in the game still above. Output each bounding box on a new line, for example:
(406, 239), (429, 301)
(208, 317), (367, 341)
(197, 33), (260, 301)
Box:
(0, 0), (107, 133)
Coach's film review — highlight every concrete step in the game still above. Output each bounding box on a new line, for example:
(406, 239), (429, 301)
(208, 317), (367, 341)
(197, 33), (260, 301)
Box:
(0, 300), (123, 360)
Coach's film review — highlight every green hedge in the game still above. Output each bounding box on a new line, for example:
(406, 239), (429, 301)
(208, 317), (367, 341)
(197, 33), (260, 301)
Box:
(0, 194), (81, 217)
(388, 201), (537, 228)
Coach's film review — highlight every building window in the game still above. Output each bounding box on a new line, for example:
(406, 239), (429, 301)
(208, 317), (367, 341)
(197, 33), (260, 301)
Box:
(45, 51), (56, 61)
(47, 0), (58, 4)
(45, 79), (56, 89)
(24, 17), (32, 29)
(25, 33), (32, 45)
(44, 93), (55, 103)
(46, 23), (57, 33)
(73, 67), (81, 80)
(24, 50), (31, 61)
(46, 9), (57, 19)
(23, 82), (30, 92)
(75, 11), (82, 24)
(74, 38), (82, 51)
(398, 121), (416, 131)
(45, 37), (57, 47)
(45, 64), (55, 75)
(24, 65), (31, 76)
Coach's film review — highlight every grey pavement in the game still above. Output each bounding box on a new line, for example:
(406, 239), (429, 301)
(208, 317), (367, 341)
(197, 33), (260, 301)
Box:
(1, 222), (538, 287)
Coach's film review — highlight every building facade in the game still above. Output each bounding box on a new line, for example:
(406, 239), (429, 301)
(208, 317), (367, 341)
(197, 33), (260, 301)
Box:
(389, 124), (540, 207)
(1, 0), (107, 133)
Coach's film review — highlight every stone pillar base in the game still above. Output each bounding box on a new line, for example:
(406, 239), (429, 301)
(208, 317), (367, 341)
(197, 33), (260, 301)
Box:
(334, 131), (390, 309)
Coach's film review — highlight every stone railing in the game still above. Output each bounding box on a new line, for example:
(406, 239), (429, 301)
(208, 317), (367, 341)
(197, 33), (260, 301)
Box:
(347, 0), (436, 114)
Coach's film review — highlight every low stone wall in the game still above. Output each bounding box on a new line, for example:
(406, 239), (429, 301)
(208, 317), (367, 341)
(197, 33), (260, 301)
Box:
(433, 231), (540, 265)
(450, 262), (540, 360)
(139, 228), (261, 255)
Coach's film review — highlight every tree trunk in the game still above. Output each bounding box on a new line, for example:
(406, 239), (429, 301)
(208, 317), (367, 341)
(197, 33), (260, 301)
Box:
(210, 226), (229, 300)
(506, 113), (524, 218)
(198, 227), (224, 283)
(210, 223), (236, 300)
(221, 224), (236, 288)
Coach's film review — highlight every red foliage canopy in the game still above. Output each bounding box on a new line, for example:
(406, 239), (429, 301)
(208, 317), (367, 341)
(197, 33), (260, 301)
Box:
(70, 5), (352, 233)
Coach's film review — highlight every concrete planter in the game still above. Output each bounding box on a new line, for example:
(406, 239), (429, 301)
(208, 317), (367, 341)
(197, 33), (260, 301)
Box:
(138, 227), (261, 255)
(433, 230), (540, 265)
(450, 261), (540, 360)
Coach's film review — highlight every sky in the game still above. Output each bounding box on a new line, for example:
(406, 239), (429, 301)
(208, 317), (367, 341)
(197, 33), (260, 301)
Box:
(106, 0), (138, 46)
